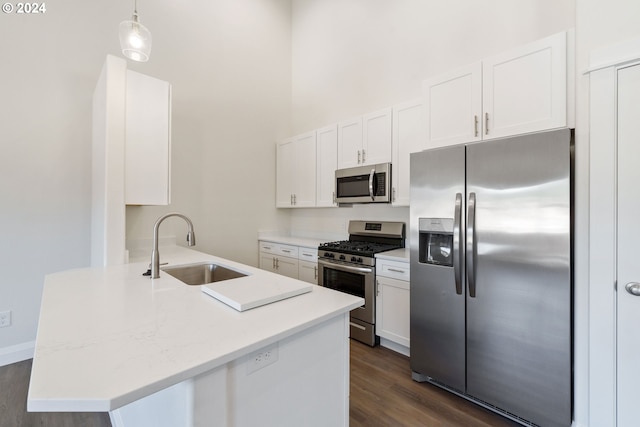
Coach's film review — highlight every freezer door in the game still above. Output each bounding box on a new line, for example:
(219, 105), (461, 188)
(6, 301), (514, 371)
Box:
(409, 146), (466, 392)
(465, 129), (572, 427)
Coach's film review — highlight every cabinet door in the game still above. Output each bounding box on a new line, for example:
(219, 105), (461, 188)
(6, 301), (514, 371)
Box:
(316, 125), (338, 207)
(293, 132), (316, 207)
(125, 70), (172, 205)
(337, 117), (363, 169)
(423, 62), (482, 149)
(392, 100), (424, 206)
(376, 276), (410, 348)
(276, 139), (295, 207)
(362, 108), (392, 166)
(275, 256), (298, 279)
(259, 252), (276, 273)
(298, 260), (318, 285)
(483, 31), (567, 139)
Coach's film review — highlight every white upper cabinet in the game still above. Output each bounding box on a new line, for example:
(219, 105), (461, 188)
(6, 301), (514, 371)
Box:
(483, 32), (567, 139)
(276, 138), (295, 208)
(316, 124), (338, 207)
(423, 31), (570, 149)
(276, 132), (316, 208)
(392, 99), (424, 206)
(362, 107), (393, 165)
(125, 70), (172, 205)
(337, 108), (392, 169)
(423, 62), (482, 149)
(337, 117), (363, 169)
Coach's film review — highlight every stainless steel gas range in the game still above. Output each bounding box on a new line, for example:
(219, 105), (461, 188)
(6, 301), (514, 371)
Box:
(317, 220), (406, 346)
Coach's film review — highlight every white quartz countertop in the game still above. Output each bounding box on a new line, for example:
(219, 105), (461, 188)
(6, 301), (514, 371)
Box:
(375, 248), (410, 262)
(258, 234), (326, 249)
(27, 247), (363, 412)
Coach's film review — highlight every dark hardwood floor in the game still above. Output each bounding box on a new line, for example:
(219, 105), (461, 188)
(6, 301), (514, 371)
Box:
(1, 341), (520, 427)
(349, 340), (520, 427)
(0, 358), (111, 427)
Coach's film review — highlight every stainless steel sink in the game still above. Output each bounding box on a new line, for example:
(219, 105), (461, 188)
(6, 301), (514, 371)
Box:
(161, 262), (247, 285)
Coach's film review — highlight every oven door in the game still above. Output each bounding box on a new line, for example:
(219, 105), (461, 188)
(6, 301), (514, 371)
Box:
(317, 258), (374, 324)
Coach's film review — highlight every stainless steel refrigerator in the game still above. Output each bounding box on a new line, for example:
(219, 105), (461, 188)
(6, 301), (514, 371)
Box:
(410, 128), (572, 427)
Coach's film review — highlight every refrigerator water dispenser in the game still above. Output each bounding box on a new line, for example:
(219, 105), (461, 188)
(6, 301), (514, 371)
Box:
(418, 218), (454, 266)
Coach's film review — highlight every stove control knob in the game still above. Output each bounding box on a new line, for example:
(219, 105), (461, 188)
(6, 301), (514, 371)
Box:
(357, 257), (363, 263)
(339, 255), (346, 261)
(351, 256), (357, 262)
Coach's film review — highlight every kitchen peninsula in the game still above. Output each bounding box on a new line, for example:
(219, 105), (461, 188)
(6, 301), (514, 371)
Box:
(27, 246), (363, 427)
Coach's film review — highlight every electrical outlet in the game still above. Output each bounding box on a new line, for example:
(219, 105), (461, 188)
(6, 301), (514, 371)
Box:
(0, 311), (11, 328)
(247, 343), (279, 374)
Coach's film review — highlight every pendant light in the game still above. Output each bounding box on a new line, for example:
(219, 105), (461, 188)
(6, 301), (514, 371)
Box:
(119, 0), (152, 62)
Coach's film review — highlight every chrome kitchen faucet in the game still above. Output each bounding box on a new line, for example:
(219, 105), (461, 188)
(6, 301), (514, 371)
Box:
(151, 213), (196, 279)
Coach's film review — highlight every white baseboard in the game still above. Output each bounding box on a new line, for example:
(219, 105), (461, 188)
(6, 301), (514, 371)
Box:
(0, 341), (35, 367)
(379, 338), (410, 357)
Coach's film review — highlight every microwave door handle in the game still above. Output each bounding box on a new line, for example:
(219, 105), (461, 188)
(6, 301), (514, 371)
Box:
(369, 169), (375, 200)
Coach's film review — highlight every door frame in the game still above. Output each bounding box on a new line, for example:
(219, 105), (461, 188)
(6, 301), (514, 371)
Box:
(587, 36), (640, 426)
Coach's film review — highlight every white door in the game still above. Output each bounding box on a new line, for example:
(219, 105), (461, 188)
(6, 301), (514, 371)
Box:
(617, 63), (640, 427)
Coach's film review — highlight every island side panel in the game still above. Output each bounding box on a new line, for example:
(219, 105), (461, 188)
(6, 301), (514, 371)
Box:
(221, 313), (350, 427)
(110, 313), (351, 427)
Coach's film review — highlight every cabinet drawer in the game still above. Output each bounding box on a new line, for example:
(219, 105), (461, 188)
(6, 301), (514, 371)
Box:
(376, 259), (410, 281)
(259, 241), (278, 254)
(298, 247), (317, 261)
(275, 244), (298, 258)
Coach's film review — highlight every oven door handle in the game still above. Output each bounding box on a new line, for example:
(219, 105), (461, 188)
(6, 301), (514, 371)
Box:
(318, 259), (373, 275)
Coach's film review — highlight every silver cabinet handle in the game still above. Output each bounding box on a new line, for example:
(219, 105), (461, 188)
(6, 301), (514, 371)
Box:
(358, 150), (361, 164)
(474, 115), (479, 137)
(467, 192), (477, 298)
(272, 257), (276, 269)
(282, 249), (291, 253)
(290, 194), (293, 205)
(387, 268), (406, 274)
(275, 258), (280, 269)
(392, 187), (396, 202)
(362, 149), (366, 163)
(485, 113), (489, 135)
(314, 266), (317, 280)
(625, 282), (640, 296)
(453, 193), (463, 295)
(333, 191), (336, 204)
(369, 168), (375, 200)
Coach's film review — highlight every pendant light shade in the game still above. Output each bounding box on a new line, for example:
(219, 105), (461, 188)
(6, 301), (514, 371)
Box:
(119, 1), (151, 62)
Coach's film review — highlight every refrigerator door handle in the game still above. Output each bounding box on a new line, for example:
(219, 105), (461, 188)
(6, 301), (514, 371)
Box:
(453, 193), (463, 295)
(467, 192), (477, 298)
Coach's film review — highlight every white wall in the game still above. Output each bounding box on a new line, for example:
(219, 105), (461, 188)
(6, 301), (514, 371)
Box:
(124, 0), (292, 267)
(0, 0), (291, 357)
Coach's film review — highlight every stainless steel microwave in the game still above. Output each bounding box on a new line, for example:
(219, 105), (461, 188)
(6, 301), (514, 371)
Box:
(335, 162), (391, 204)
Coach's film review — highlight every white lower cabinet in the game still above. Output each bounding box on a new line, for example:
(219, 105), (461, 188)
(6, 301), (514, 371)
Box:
(298, 260), (318, 285)
(259, 241), (318, 283)
(376, 258), (410, 355)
